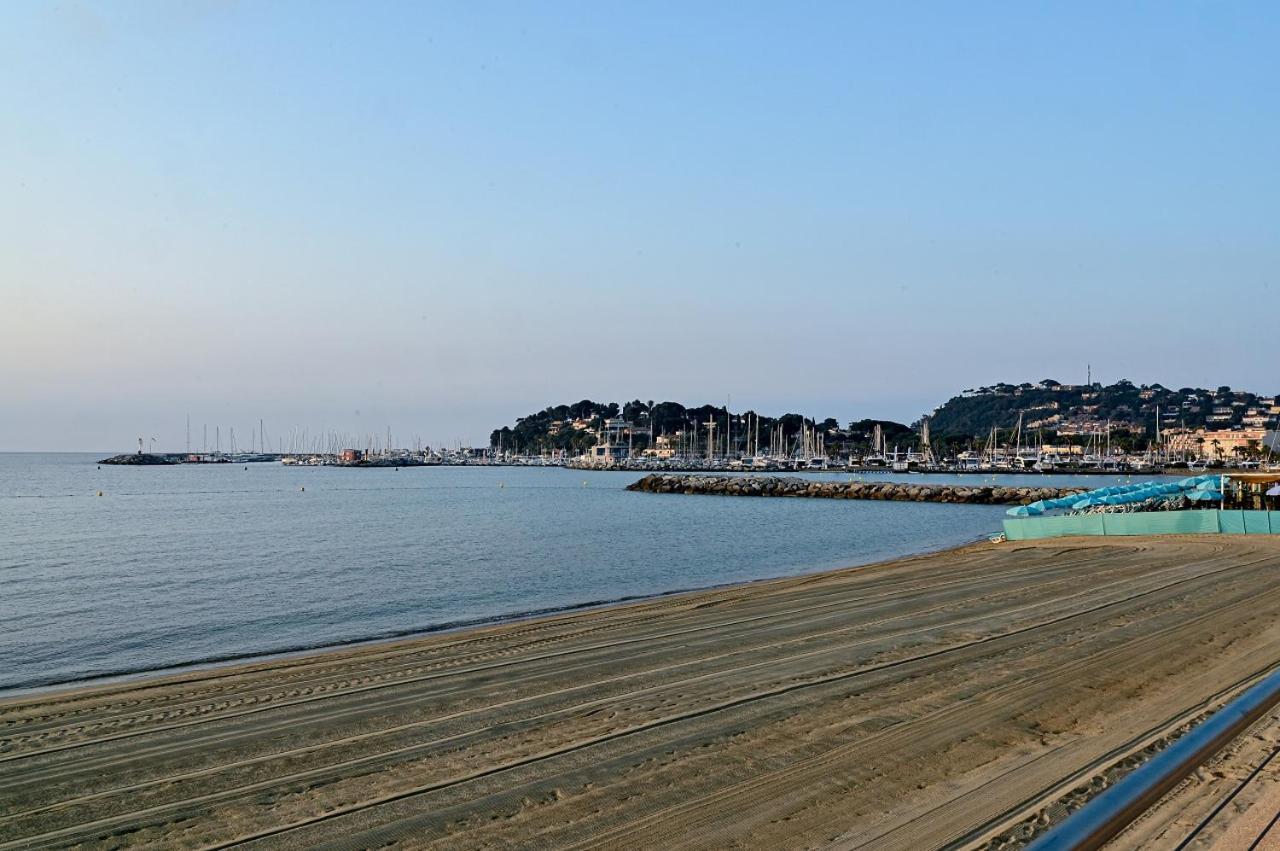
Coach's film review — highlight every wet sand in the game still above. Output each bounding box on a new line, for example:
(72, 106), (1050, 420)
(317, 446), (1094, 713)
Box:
(3, 535), (1280, 849)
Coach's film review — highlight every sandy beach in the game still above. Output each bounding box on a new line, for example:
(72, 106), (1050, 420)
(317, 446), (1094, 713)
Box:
(4, 535), (1280, 849)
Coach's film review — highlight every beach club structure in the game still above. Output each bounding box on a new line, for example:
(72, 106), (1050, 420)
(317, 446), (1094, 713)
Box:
(1003, 473), (1280, 540)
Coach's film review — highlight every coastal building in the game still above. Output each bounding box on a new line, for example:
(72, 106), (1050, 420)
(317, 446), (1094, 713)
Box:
(1056, 419), (1109, 437)
(579, 420), (635, 466)
(584, 441), (630, 465)
(1162, 428), (1274, 460)
(643, 434), (678, 459)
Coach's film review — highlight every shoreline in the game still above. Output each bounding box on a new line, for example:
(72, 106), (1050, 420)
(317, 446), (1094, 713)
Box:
(1, 535), (998, 703)
(4, 535), (1279, 848)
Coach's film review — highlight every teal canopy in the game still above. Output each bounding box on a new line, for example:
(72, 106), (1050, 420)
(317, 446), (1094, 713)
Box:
(1006, 475), (1224, 517)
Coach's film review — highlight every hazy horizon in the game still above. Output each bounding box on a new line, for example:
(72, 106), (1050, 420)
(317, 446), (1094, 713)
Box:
(4, 3), (1278, 451)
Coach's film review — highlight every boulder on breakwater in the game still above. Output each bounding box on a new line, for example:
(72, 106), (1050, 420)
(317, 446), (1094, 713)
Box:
(626, 474), (1085, 506)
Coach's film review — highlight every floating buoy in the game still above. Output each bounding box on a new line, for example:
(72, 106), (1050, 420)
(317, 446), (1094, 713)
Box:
(582, 480), (588, 487)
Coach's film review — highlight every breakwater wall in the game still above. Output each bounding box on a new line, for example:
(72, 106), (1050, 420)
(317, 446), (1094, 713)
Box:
(627, 474), (1086, 506)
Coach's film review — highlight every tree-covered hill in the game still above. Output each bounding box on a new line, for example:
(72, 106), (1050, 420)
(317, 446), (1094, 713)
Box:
(490, 381), (1276, 456)
(928, 380), (1273, 440)
(490, 400), (911, 455)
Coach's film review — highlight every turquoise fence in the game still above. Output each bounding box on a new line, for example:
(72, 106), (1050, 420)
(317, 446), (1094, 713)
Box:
(1003, 509), (1280, 541)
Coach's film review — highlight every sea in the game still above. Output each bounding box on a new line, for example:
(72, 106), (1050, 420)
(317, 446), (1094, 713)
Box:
(0, 453), (1148, 694)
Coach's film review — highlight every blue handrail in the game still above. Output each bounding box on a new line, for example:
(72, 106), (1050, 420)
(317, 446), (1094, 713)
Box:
(1028, 664), (1280, 851)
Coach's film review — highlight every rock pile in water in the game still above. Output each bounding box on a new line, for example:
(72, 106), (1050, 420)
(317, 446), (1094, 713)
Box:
(626, 474), (1084, 506)
(98, 453), (178, 465)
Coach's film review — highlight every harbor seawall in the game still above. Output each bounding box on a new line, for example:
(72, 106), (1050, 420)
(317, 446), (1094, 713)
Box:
(627, 474), (1085, 506)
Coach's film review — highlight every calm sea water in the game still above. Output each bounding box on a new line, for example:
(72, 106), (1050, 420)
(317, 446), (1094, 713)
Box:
(0, 454), (1147, 693)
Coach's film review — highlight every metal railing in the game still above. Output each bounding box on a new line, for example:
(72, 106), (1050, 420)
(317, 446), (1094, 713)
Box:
(1028, 664), (1280, 851)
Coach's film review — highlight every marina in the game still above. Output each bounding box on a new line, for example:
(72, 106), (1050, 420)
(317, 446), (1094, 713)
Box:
(9, 2), (1280, 846)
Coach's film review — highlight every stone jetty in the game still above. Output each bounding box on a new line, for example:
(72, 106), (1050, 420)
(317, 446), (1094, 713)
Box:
(98, 453), (178, 465)
(627, 474), (1085, 506)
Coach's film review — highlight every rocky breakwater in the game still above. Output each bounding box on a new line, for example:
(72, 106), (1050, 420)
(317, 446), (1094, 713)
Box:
(98, 453), (177, 465)
(626, 474), (1085, 506)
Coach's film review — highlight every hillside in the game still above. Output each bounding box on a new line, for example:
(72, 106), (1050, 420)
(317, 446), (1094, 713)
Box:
(491, 382), (1278, 456)
(928, 380), (1276, 440)
(490, 400), (910, 455)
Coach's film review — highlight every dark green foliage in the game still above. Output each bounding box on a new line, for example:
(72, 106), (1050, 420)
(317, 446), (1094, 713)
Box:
(491, 400), (912, 454)
(492, 380), (1275, 454)
(929, 380), (1268, 440)
(847, 419), (912, 441)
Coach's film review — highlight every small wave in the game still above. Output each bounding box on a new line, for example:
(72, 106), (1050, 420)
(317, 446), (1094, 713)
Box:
(0, 582), (740, 695)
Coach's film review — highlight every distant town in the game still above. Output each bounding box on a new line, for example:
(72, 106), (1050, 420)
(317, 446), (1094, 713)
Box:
(104, 379), (1280, 474)
(482, 380), (1279, 473)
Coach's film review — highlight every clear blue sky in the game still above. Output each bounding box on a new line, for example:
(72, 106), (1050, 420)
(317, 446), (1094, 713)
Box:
(3, 2), (1277, 450)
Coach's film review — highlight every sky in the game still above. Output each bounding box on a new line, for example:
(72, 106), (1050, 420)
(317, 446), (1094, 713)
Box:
(2, 2), (1278, 451)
